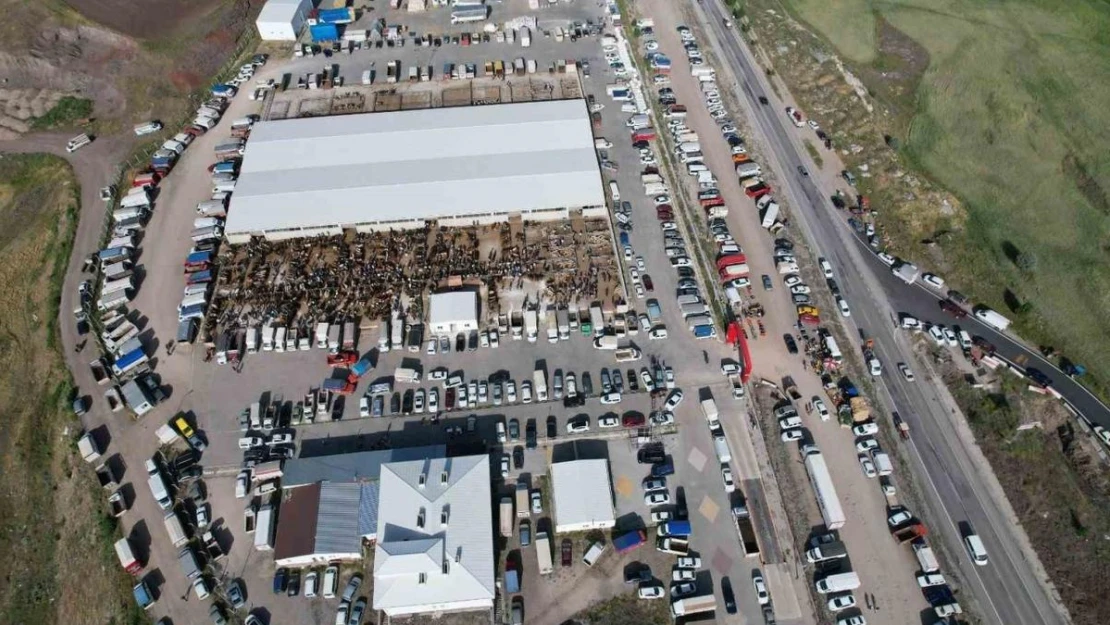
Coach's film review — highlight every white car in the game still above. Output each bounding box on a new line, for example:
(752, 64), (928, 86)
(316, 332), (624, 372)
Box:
(853, 422), (879, 436)
(490, 329), (500, 348)
(427, 388), (439, 412)
(639, 314), (651, 332)
(635, 283), (645, 299)
(900, 315), (921, 330)
(641, 370), (655, 391)
(917, 573), (946, 588)
(413, 389), (425, 413)
(661, 221), (678, 231)
(235, 470), (249, 498)
(790, 284), (811, 295)
(888, 509), (913, 527)
(942, 327), (959, 347)
(600, 392), (622, 405)
(877, 252), (897, 266)
(636, 256), (646, 270)
(567, 417), (590, 433)
(808, 119), (820, 131)
(922, 273), (945, 290)
(672, 569), (695, 582)
(828, 593), (857, 611)
(645, 491), (670, 506)
(676, 556), (702, 569)
(531, 490), (543, 514)
(721, 363), (741, 376)
(784, 275), (803, 287)
(599, 415), (620, 428)
(664, 390), (684, 411)
(359, 396), (370, 417)
(856, 438), (879, 454)
(781, 429), (803, 442)
(665, 367), (676, 389)
(629, 267), (640, 282)
(927, 324), (946, 346)
(724, 277), (750, 289)
(868, 357), (882, 377)
(426, 339), (437, 354)
(721, 465), (735, 492)
(506, 381), (517, 403)
(899, 363), (915, 381)
(444, 373), (462, 387)
(1094, 425), (1110, 446)
(429, 368), (448, 382)
(753, 575), (770, 605)
(500, 454), (510, 478)
(672, 581), (697, 597)
(643, 477), (666, 490)
(779, 416), (803, 430)
(651, 411), (675, 426)
(521, 381), (533, 404)
(638, 584), (665, 599)
(649, 327), (669, 340)
(813, 398), (830, 421)
(837, 296), (851, 317)
(652, 510), (673, 523)
(819, 258), (834, 278)
(858, 455), (877, 478)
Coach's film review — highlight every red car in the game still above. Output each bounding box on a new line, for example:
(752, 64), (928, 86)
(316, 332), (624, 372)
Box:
(326, 351), (358, 367)
(622, 413), (646, 428)
(445, 387), (456, 411)
(939, 299), (967, 318)
(561, 539), (573, 567)
(642, 275), (654, 292)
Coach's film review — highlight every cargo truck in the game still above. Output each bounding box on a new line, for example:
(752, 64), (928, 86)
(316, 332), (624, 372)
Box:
(254, 504), (274, 551)
(804, 451), (846, 529)
(164, 511), (189, 547)
(524, 309), (538, 342)
(178, 546), (201, 580)
(815, 571), (860, 594)
(535, 532), (554, 574)
(115, 537), (141, 574)
(613, 530), (647, 552)
(805, 539), (846, 563)
(556, 308), (570, 340)
(974, 307), (1011, 331)
(545, 311), (558, 343)
(733, 505), (761, 558)
(78, 433), (101, 462)
(671, 594), (716, 617)
(515, 482), (529, 518)
(500, 497), (513, 537)
(589, 306), (604, 337)
(133, 580), (156, 610)
(391, 315), (404, 350)
(533, 369), (547, 401)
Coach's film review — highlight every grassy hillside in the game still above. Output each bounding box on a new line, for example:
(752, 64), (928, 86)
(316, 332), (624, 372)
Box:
(0, 155), (140, 625)
(772, 0), (1110, 395)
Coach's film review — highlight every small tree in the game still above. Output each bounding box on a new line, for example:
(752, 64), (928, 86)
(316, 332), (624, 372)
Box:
(1016, 252), (1038, 272)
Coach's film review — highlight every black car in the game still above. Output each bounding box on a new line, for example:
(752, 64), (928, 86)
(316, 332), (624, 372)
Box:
(783, 334), (798, 354)
(627, 370), (639, 391)
(513, 447), (524, 469)
(455, 333), (466, 352)
(546, 415), (557, 439)
(624, 564), (652, 585)
(721, 577), (737, 614)
(402, 390), (414, 414)
(638, 444), (665, 464)
(174, 450), (199, 471)
(508, 418), (520, 440)
(468, 330), (479, 351)
(775, 238), (794, 251)
(286, 570), (300, 597)
(827, 278), (840, 295)
(390, 393), (401, 415)
(676, 267), (695, 279)
(758, 96), (769, 105)
(137, 373), (166, 404)
(761, 275), (773, 290)
(632, 140), (650, 150)
(726, 135), (743, 147)
(525, 419), (537, 449)
(581, 372), (593, 396)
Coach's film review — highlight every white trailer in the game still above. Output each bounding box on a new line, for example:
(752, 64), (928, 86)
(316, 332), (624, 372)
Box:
(804, 451), (846, 529)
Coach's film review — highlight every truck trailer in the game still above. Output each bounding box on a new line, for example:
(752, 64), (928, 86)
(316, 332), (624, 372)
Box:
(804, 451), (846, 530)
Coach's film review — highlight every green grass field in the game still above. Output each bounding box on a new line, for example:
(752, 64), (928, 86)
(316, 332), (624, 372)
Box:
(0, 155), (140, 625)
(778, 0), (1110, 395)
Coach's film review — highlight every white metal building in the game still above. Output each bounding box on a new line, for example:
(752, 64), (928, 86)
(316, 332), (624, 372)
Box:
(550, 459), (616, 533)
(255, 0), (312, 41)
(373, 455), (494, 617)
(428, 291), (478, 336)
(224, 100), (607, 243)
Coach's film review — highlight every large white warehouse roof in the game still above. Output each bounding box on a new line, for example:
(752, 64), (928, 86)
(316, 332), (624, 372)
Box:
(224, 100), (605, 241)
(550, 459), (615, 533)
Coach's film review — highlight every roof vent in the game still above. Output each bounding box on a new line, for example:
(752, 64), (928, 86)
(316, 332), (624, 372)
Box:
(418, 572), (427, 585)
(418, 472), (427, 488)
(440, 470), (449, 484)
(442, 560), (450, 575)
(417, 507), (426, 528)
(440, 506), (449, 526)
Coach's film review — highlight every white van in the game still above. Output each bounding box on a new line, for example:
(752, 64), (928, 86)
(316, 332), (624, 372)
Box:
(582, 542), (606, 566)
(134, 121), (163, 136)
(608, 180), (620, 201)
(965, 534), (988, 565)
(323, 565), (339, 598)
(66, 134), (92, 153)
(713, 435), (732, 463)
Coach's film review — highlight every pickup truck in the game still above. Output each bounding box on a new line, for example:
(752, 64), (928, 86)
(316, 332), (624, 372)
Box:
(202, 530), (226, 562)
(96, 463), (118, 490)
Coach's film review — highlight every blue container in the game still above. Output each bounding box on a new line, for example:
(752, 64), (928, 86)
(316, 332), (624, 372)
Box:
(310, 24), (339, 42)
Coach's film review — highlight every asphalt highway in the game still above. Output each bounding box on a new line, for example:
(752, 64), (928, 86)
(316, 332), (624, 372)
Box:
(692, 2), (1073, 623)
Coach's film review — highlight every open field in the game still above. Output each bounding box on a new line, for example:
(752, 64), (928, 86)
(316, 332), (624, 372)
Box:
(0, 154), (137, 624)
(749, 0), (1110, 399)
(946, 370), (1110, 625)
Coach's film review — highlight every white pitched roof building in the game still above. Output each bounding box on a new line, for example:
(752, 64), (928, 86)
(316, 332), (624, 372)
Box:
(223, 100), (607, 243)
(373, 455), (494, 616)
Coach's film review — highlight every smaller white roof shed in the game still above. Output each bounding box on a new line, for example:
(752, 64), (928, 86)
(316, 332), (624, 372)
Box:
(551, 460), (616, 534)
(428, 292), (478, 334)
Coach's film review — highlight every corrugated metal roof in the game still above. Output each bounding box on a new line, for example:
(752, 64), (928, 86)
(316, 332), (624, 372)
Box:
(314, 483), (363, 555)
(282, 445), (445, 487)
(224, 100), (605, 237)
